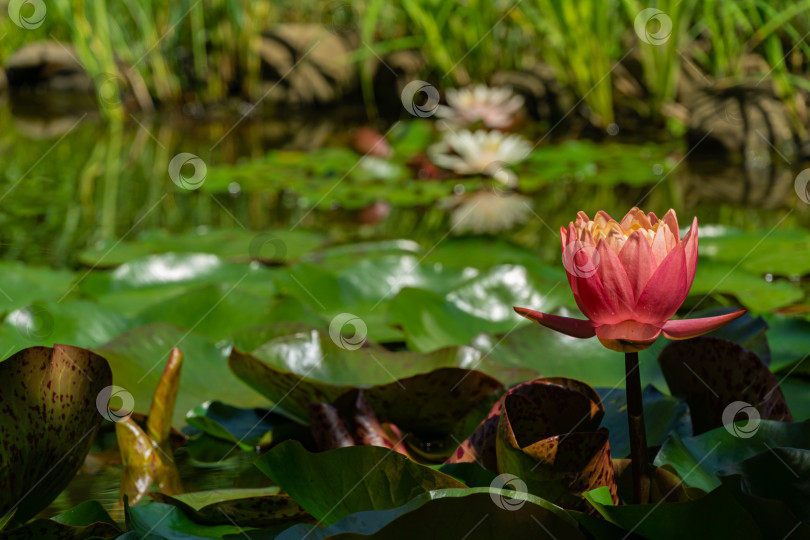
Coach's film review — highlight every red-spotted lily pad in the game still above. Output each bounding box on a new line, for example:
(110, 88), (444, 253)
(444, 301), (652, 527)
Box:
(0, 345), (112, 527)
(149, 487), (311, 527)
(228, 330), (505, 435)
(658, 337), (792, 435)
(488, 378), (617, 509)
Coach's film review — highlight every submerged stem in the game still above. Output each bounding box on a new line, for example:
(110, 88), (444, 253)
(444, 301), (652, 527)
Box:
(625, 351), (650, 504)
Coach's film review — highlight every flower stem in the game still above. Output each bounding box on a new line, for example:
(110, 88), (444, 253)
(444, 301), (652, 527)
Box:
(625, 351), (650, 504)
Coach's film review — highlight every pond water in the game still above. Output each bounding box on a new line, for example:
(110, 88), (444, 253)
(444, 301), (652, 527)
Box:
(1, 94), (806, 270)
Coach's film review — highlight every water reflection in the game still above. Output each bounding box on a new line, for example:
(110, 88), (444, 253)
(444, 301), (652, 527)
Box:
(0, 95), (806, 269)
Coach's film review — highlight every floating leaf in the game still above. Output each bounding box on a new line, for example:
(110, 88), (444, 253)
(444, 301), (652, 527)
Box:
(228, 330), (506, 433)
(275, 489), (586, 540)
(0, 345), (112, 527)
(149, 487), (310, 527)
(185, 401), (287, 449)
(0, 500), (120, 539)
(654, 420), (810, 493)
(254, 441), (465, 525)
(658, 337), (791, 435)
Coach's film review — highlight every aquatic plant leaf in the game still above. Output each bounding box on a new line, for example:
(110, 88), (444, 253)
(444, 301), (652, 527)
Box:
(0, 500), (120, 539)
(146, 347), (182, 446)
(228, 330), (506, 433)
(585, 485), (762, 539)
(0, 345), (112, 527)
(185, 401), (288, 449)
(494, 378), (617, 508)
(658, 337), (791, 435)
(654, 420), (810, 492)
(149, 487), (310, 527)
(254, 440), (465, 525)
(274, 489), (585, 540)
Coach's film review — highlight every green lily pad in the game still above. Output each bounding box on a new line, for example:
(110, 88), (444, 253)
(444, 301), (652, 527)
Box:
(585, 484), (763, 539)
(94, 323), (266, 427)
(658, 337), (791, 435)
(78, 228), (327, 267)
(654, 420), (810, 493)
(228, 331), (505, 434)
(0, 261), (75, 313)
(2, 300), (135, 352)
(718, 447), (810, 522)
(699, 227), (810, 276)
(764, 314), (810, 371)
(0, 345), (112, 527)
(185, 401), (288, 449)
(133, 283), (280, 341)
(126, 501), (257, 539)
(689, 259), (803, 312)
(254, 440), (466, 526)
(149, 487), (310, 527)
(79, 253), (277, 315)
(274, 488), (586, 540)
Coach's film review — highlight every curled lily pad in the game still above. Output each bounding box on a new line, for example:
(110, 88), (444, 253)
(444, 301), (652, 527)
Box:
(494, 378), (617, 509)
(185, 401), (286, 449)
(228, 330), (504, 435)
(658, 337), (792, 435)
(0, 345), (112, 527)
(149, 487), (310, 527)
(448, 378), (605, 470)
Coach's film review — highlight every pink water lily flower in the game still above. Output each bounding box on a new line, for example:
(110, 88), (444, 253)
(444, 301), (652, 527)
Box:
(515, 208), (746, 352)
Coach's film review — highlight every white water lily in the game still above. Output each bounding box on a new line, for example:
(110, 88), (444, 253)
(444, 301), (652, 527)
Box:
(428, 129), (531, 187)
(436, 85), (524, 129)
(443, 190), (533, 234)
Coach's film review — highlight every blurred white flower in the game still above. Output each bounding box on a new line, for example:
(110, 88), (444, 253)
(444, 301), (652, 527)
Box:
(428, 129), (531, 187)
(436, 85), (524, 129)
(443, 190), (533, 234)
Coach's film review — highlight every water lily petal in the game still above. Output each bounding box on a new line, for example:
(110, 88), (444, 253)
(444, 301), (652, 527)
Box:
(683, 216), (699, 287)
(594, 320), (662, 352)
(661, 309), (747, 340)
(595, 240), (635, 318)
(619, 230), (657, 302)
(513, 307), (597, 338)
(634, 243), (688, 323)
